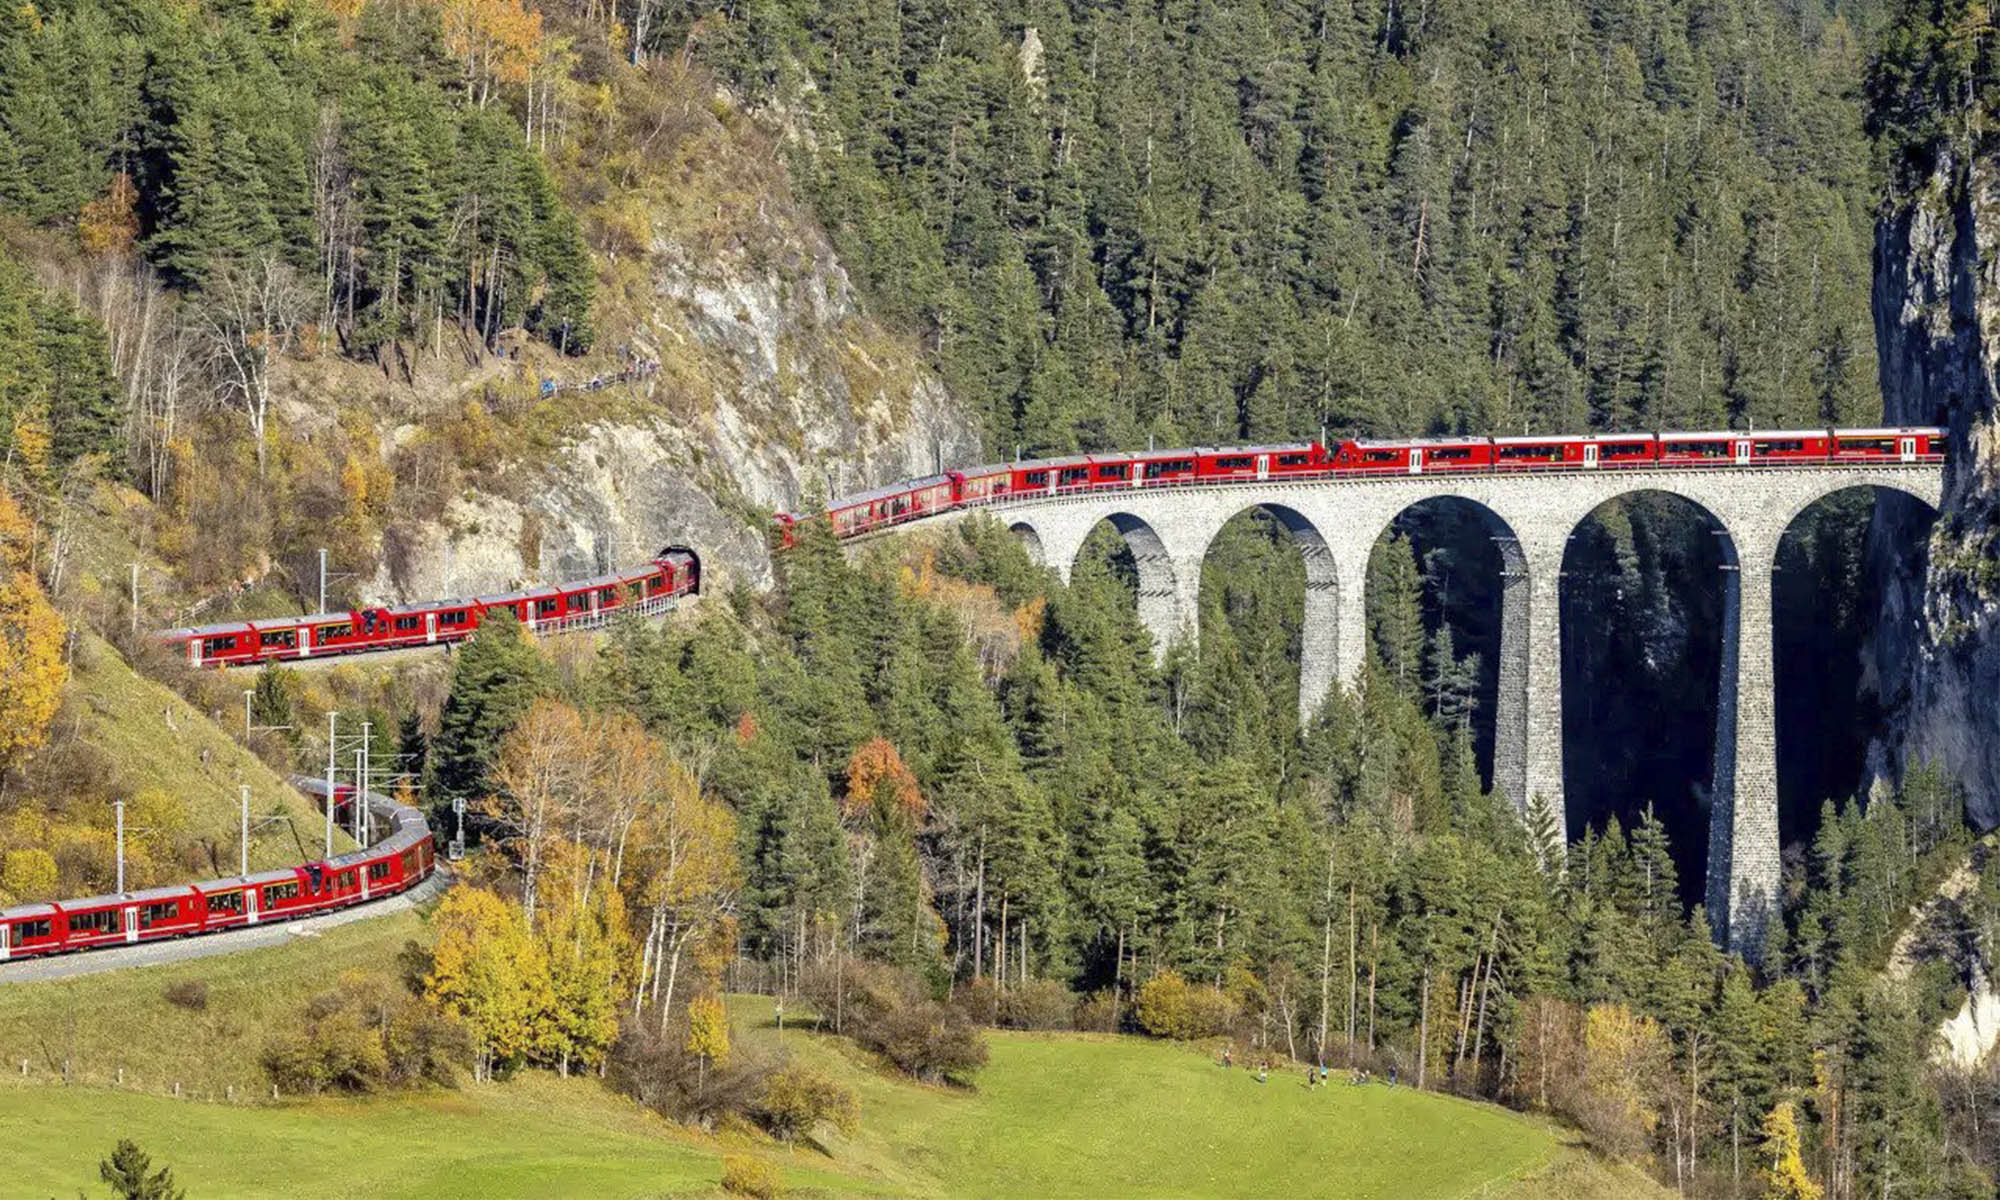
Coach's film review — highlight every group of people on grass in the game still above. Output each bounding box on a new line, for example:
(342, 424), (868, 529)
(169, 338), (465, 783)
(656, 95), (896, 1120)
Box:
(1219, 1047), (1397, 1089)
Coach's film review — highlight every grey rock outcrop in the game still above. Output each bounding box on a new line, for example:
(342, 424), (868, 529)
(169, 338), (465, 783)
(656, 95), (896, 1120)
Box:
(1870, 144), (2000, 824)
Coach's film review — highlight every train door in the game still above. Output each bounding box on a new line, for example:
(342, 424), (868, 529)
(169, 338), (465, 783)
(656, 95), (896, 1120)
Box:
(1583, 444), (1599, 469)
(1734, 439), (1752, 466)
(246, 888), (260, 925)
(1900, 436), (1917, 463)
(1256, 454), (1270, 481)
(123, 906), (139, 944)
(299, 625), (312, 659)
(425, 612), (437, 644)
(1, 924), (9, 961)
(1408, 448), (1424, 475)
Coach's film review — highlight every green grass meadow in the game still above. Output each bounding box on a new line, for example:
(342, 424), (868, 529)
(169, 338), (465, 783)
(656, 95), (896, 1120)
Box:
(0, 918), (1665, 1199)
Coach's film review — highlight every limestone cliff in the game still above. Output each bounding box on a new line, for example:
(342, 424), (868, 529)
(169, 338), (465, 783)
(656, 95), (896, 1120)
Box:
(1870, 142), (2000, 823)
(334, 75), (980, 604)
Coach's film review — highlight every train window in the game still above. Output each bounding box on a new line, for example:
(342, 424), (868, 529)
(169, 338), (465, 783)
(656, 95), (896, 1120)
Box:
(202, 636), (237, 656)
(259, 630), (297, 648)
(317, 623), (353, 640)
(14, 919), (50, 940)
(401, 849), (419, 875)
(138, 902), (178, 928)
(1497, 444), (1562, 459)
(392, 615), (421, 632)
(1096, 464), (1130, 480)
(1753, 440), (1804, 453)
(1023, 471), (1049, 485)
(206, 891), (243, 914)
(1428, 448), (1473, 461)
(262, 881), (300, 906)
(599, 588), (617, 605)
(1663, 441), (1727, 456)
(536, 597), (560, 616)
(1058, 468), (1090, 484)
(1278, 454), (1312, 466)
(1214, 456), (1254, 470)
(369, 861), (392, 882)
(1142, 460), (1194, 478)
(1838, 438), (1896, 454)
(67, 909), (120, 935)
(1604, 443), (1651, 457)
(1361, 451), (1402, 463)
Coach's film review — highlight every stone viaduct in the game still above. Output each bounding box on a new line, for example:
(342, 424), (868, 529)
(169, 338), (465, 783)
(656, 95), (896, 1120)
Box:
(910, 465), (1941, 955)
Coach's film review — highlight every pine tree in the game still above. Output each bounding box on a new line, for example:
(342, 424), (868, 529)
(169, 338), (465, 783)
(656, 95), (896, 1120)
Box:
(97, 1139), (185, 1200)
(429, 610), (550, 817)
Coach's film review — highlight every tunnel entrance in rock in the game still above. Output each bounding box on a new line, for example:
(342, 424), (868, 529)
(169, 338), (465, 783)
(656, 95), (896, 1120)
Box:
(1560, 491), (1728, 908)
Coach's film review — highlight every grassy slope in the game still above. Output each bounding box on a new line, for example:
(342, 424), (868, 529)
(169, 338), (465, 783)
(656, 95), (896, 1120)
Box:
(63, 632), (350, 877)
(0, 906), (1669, 1199)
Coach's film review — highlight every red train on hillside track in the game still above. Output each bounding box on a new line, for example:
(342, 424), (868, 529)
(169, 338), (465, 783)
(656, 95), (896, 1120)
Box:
(776, 426), (1945, 542)
(163, 548), (700, 670)
(0, 779), (435, 963)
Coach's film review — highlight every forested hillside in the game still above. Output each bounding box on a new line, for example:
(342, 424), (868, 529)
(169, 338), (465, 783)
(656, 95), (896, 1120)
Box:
(669, 0), (1886, 453)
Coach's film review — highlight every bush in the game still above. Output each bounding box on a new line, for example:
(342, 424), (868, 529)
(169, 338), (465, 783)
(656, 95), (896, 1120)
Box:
(1000, 978), (1078, 1030)
(1135, 970), (1238, 1041)
(756, 1063), (859, 1145)
(261, 971), (468, 1095)
(161, 979), (208, 1011)
(1075, 990), (1122, 1033)
(799, 959), (989, 1084)
(720, 1154), (785, 1199)
(607, 1018), (771, 1129)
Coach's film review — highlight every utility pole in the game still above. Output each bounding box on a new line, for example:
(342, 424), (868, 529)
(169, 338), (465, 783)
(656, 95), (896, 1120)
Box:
(243, 689), (254, 740)
(240, 785), (251, 878)
(129, 563), (139, 635)
(318, 548), (328, 614)
(324, 711), (338, 857)
(360, 721), (372, 845)
(353, 749), (365, 845)
(114, 800), (125, 895)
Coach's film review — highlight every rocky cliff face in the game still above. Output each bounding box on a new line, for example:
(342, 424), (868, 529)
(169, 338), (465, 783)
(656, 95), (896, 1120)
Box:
(353, 98), (980, 604)
(1870, 143), (2000, 824)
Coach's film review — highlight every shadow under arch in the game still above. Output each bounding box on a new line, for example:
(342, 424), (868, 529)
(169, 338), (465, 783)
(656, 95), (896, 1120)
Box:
(1072, 511), (1185, 662)
(1196, 502), (1340, 726)
(1559, 489), (1732, 909)
(1008, 521), (1047, 568)
(1771, 483), (1940, 848)
(1367, 494), (1525, 807)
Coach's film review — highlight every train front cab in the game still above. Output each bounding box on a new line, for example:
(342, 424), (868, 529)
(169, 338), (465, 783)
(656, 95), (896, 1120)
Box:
(0, 903), (60, 960)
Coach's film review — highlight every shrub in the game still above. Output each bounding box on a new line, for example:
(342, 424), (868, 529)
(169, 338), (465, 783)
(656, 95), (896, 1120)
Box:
(1075, 990), (1122, 1033)
(799, 959), (989, 1084)
(999, 978), (1077, 1030)
(161, 979), (208, 1011)
(608, 1019), (772, 1128)
(756, 1063), (859, 1145)
(720, 1154), (784, 1199)
(261, 971), (468, 1095)
(1135, 970), (1238, 1041)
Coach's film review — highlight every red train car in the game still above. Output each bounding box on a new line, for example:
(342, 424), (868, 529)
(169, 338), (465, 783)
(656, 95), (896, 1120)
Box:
(1, 776), (437, 963)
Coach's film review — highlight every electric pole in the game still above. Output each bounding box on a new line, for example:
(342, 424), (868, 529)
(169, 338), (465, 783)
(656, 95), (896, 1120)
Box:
(114, 800), (125, 895)
(324, 711), (338, 857)
(240, 785), (250, 878)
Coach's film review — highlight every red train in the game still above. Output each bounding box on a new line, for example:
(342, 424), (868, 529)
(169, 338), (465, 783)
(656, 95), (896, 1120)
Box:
(0, 778), (435, 963)
(164, 548), (700, 669)
(776, 427), (1945, 541)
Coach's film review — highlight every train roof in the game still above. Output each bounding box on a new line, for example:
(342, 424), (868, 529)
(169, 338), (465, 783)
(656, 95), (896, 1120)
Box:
(1657, 429), (1747, 441)
(55, 882), (198, 910)
(952, 462), (1015, 478)
(1837, 425), (1946, 436)
(1743, 429), (1830, 439)
(0, 900), (58, 921)
(833, 474), (954, 508)
(1207, 442), (1317, 455)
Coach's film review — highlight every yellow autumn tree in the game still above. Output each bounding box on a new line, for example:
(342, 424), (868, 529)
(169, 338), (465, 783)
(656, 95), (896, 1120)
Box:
(434, 0), (544, 107)
(0, 488), (65, 770)
(1759, 1101), (1822, 1200)
(1577, 1002), (1669, 1158)
(685, 990), (730, 1088)
(425, 884), (553, 1080)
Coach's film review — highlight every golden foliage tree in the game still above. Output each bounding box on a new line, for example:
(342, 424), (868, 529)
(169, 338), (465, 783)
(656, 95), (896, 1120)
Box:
(425, 884), (553, 1080)
(1759, 1101), (1822, 1200)
(486, 698), (589, 931)
(434, 0), (545, 107)
(0, 488), (65, 770)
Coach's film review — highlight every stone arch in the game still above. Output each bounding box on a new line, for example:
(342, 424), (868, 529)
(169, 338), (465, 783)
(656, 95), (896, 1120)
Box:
(1008, 521), (1047, 568)
(1368, 494), (1532, 811)
(1560, 489), (1735, 898)
(1200, 502), (1342, 723)
(1768, 482), (1941, 848)
(1076, 512), (1191, 663)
